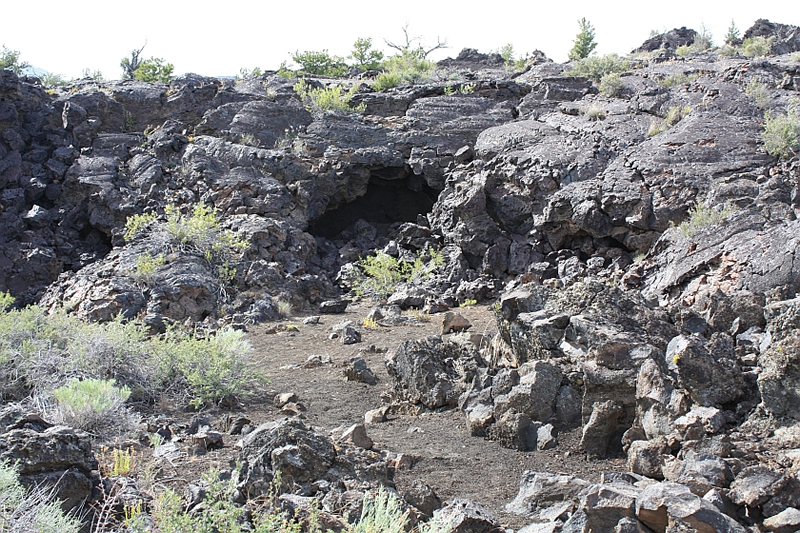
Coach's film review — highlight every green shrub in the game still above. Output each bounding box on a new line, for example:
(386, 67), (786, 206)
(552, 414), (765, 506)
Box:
(0, 45), (29, 74)
(153, 326), (259, 408)
(763, 107), (800, 159)
(567, 54), (629, 82)
(677, 203), (737, 237)
(81, 68), (104, 80)
(53, 378), (132, 433)
(746, 80), (771, 110)
(724, 20), (740, 45)
(568, 18), (597, 61)
(657, 72), (699, 87)
(124, 212), (158, 241)
(134, 252), (166, 284)
(0, 461), (82, 533)
(0, 292), (14, 311)
(351, 488), (409, 533)
(381, 49), (435, 85)
(133, 57), (174, 83)
(38, 72), (69, 87)
(293, 79), (366, 114)
(354, 248), (444, 298)
(291, 50), (347, 77)
(718, 45), (739, 57)
(373, 71), (402, 91)
(0, 303), (263, 409)
(599, 72), (623, 97)
(237, 67), (263, 80)
(741, 36), (774, 57)
(349, 37), (384, 71)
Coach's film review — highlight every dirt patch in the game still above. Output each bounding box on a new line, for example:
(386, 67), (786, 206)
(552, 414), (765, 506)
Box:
(141, 302), (624, 529)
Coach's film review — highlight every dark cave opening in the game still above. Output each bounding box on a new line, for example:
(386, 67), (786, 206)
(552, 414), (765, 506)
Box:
(307, 176), (439, 240)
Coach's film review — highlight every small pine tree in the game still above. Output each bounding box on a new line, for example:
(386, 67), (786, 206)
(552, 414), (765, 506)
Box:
(725, 19), (740, 45)
(349, 37), (384, 71)
(569, 18), (597, 61)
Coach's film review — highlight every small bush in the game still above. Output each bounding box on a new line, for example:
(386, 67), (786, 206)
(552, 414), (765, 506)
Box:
(0, 291), (14, 311)
(741, 36), (774, 57)
(568, 18), (597, 61)
(124, 212), (158, 241)
(568, 54), (629, 82)
(676, 26), (714, 56)
(584, 106), (606, 121)
(133, 57), (174, 83)
(293, 79), (366, 114)
(350, 37), (384, 71)
(373, 71), (402, 91)
(746, 80), (771, 110)
(0, 45), (29, 74)
(351, 488), (409, 533)
(154, 326), (260, 408)
(648, 105), (690, 136)
(599, 72), (623, 97)
(658, 72), (699, 87)
(53, 378), (132, 434)
(292, 50), (347, 77)
(381, 49), (435, 85)
(763, 107), (800, 159)
(133, 252), (166, 284)
(677, 203), (737, 237)
(354, 248), (444, 299)
(0, 460), (82, 533)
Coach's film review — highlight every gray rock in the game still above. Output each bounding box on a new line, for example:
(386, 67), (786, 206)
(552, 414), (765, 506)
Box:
(763, 507), (800, 533)
(580, 483), (640, 532)
(581, 400), (625, 458)
(403, 481), (442, 520)
(627, 437), (668, 479)
(343, 357), (377, 384)
(506, 471), (592, 517)
(537, 424), (557, 451)
(338, 424), (373, 450)
(728, 466), (787, 508)
(435, 499), (502, 533)
(442, 311), (472, 334)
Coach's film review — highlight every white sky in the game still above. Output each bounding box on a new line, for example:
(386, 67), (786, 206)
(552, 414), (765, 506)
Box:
(2, 1), (797, 80)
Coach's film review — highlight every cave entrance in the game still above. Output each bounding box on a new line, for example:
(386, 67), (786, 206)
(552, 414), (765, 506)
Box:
(307, 175), (439, 241)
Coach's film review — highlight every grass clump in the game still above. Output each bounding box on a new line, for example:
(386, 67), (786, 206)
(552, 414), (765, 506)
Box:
(648, 105), (690, 136)
(567, 54), (630, 82)
(763, 105), (800, 159)
(354, 248), (444, 299)
(677, 203), (737, 237)
(0, 461), (82, 533)
(380, 49), (435, 86)
(584, 106), (606, 121)
(373, 71), (403, 91)
(293, 79), (366, 114)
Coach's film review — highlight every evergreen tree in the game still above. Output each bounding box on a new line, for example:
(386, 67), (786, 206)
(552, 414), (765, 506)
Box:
(725, 19), (741, 45)
(569, 18), (597, 61)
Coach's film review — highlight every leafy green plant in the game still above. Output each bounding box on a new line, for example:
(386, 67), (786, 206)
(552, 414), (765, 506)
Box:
(124, 212), (158, 241)
(154, 326), (259, 408)
(741, 36), (774, 57)
(354, 248), (444, 298)
(380, 48), (435, 85)
(0, 461), (82, 533)
(599, 72), (623, 97)
(99, 446), (135, 476)
(134, 57), (174, 83)
(38, 72), (69, 87)
(291, 50), (347, 77)
(0, 292), (14, 311)
(459, 299), (478, 307)
(568, 54), (629, 82)
(568, 18), (597, 61)
(373, 71), (402, 91)
(677, 203), (737, 237)
(81, 68), (104, 80)
(0, 45), (29, 74)
(293, 79), (366, 114)
(53, 378), (132, 433)
(763, 105), (800, 159)
(134, 252), (166, 284)
(350, 37), (384, 70)
(237, 67), (263, 80)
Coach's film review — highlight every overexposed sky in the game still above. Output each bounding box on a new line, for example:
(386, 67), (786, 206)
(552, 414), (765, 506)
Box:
(3, 1), (796, 80)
